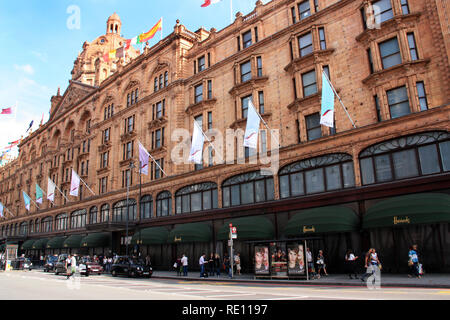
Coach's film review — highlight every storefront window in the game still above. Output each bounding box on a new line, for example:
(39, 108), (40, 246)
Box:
(100, 204), (110, 222)
(156, 191), (172, 217)
(140, 195), (153, 219)
(89, 206), (98, 224)
(175, 183), (217, 214)
(70, 209), (86, 229)
(113, 199), (136, 222)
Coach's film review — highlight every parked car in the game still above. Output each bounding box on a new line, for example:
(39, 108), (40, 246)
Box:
(44, 255), (59, 273)
(78, 256), (103, 276)
(54, 254), (69, 275)
(111, 256), (152, 278)
(23, 258), (33, 271)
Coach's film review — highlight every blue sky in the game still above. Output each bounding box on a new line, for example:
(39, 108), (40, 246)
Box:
(0, 0), (265, 160)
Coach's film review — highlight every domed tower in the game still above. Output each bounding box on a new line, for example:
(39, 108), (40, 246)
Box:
(107, 12), (122, 35)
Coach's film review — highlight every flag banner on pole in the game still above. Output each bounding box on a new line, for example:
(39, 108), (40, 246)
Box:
(320, 72), (335, 128)
(8, 140), (20, 145)
(1, 108), (12, 115)
(116, 47), (125, 58)
(36, 184), (44, 205)
(189, 121), (205, 164)
(201, 0), (222, 7)
(125, 36), (138, 50)
(47, 178), (56, 202)
(139, 142), (149, 176)
(70, 170), (81, 197)
(139, 18), (162, 43)
(244, 100), (261, 149)
(26, 120), (34, 133)
(23, 191), (31, 211)
(0, 202), (3, 217)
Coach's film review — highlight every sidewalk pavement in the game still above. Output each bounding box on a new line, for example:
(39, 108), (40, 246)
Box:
(151, 270), (450, 289)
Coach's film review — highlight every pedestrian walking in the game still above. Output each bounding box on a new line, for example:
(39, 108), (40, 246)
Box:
(223, 255), (232, 278)
(199, 253), (206, 278)
(214, 253), (221, 277)
(306, 248), (317, 279)
(175, 256), (182, 276)
(66, 254), (76, 280)
(208, 253), (215, 276)
(361, 248), (381, 282)
(181, 254), (188, 276)
(107, 256), (113, 272)
(408, 245), (421, 279)
(345, 249), (359, 279)
(234, 252), (241, 276)
(316, 250), (328, 278)
(145, 255), (151, 267)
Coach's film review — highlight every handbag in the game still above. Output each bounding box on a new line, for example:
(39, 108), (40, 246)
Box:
(408, 260), (414, 267)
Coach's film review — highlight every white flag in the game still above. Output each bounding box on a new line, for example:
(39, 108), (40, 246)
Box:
(138, 142), (149, 176)
(244, 100), (261, 149)
(188, 121), (205, 164)
(47, 178), (56, 202)
(70, 170), (81, 197)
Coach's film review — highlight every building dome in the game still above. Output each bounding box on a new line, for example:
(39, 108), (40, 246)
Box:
(108, 12), (121, 23)
(106, 13), (121, 34)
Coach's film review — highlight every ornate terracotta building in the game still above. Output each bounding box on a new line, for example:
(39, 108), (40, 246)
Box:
(1, 0), (449, 274)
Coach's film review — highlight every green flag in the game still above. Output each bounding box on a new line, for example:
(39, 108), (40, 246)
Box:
(36, 183), (44, 205)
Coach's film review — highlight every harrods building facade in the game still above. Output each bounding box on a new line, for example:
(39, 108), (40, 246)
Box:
(1, 0), (449, 273)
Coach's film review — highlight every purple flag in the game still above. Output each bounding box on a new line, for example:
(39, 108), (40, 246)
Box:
(139, 142), (149, 175)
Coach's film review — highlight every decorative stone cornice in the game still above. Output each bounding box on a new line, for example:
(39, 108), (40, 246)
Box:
(185, 98), (217, 115)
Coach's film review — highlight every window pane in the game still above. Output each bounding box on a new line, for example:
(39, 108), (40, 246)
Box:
(176, 196), (182, 214)
(255, 180), (265, 203)
(222, 187), (230, 207)
(418, 144), (441, 175)
(182, 194), (190, 213)
(325, 165), (342, 191)
(241, 182), (254, 205)
(231, 185), (240, 206)
(203, 191), (212, 210)
(379, 38), (401, 69)
(439, 141), (450, 171)
(298, 0), (311, 20)
(342, 162), (356, 188)
(299, 33), (313, 56)
(266, 178), (274, 201)
(241, 61), (252, 82)
(393, 149), (419, 179)
(191, 192), (202, 212)
(305, 168), (325, 194)
(373, 0), (393, 23)
(290, 172), (304, 196)
(374, 154), (393, 182)
(280, 175), (290, 199)
(243, 31), (252, 48)
(387, 86), (410, 119)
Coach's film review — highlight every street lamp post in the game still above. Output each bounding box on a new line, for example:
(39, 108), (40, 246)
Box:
(126, 161), (135, 257)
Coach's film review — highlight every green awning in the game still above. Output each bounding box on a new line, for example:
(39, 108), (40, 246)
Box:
(46, 236), (67, 249)
(63, 235), (84, 248)
(22, 240), (36, 250)
(81, 233), (111, 248)
(283, 206), (359, 236)
(131, 227), (169, 245)
(168, 223), (212, 243)
(217, 216), (275, 241)
(32, 238), (49, 250)
(363, 193), (450, 229)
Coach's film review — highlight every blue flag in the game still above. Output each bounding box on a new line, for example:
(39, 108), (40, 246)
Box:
(0, 202), (4, 217)
(320, 72), (335, 128)
(23, 191), (31, 211)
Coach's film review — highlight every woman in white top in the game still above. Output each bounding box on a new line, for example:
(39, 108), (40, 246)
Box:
(345, 249), (359, 279)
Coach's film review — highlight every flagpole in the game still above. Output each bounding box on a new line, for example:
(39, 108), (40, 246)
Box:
(323, 71), (357, 129)
(250, 102), (281, 148)
(161, 17), (163, 41)
(137, 140), (167, 177)
(193, 121), (224, 164)
(79, 176), (96, 196)
(54, 183), (70, 203)
(24, 192), (40, 211)
(3, 205), (15, 218)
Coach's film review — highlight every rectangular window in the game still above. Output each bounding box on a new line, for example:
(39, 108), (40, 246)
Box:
(237, 36), (241, 52)
(298, 0), (311, 20)
(159, 75), (163, 90)
(127, 94), (130, 107)
(293, 77), (298, 99)
(195, 84), (203, 103)
(194, 61), (196, 75)
(154, 78), (158, 92)
(367, 48), (374, 73)
(361, 7), (367, 30)
(401, 0), (410, 14)
(123, 141), (134, 160)
(103, 128), (110, 143)
(240, 60), (252, 83)
(387, 86), (410, 119)
(208, 112), (213, 130)
(319, 27), (326, 50)
(207, 53), (211, 67)
(379, 37), (402, 69)
(257, 56), (263, 77)
(374, 95), (382, 122)
(241, 95), (253, 119)
(198, 56), (206, 72)
(155, 159), (163, 179)
(416, 81), (428, 111)
(306, 113), (322, 141)
(260, 130), (267, 154)
(314, 0), (319, 12)
(164, 72), (169, 87)
(302, 70), (317, 97)
(407, 33), (418, 61)
(258, 91), (265, 114)
(254, 27), (258, 43)
(156, 101), (163, 119)
(299, 32), (313, 57)
(207, 80), (212, 100)
(101, 152), (108, 168)
(243, 30), (252, 48)
(323, 65), (330, 80)
(291, 7), (297, 23)
(155, 129), (162, 149)
(372, 0), (394, 24)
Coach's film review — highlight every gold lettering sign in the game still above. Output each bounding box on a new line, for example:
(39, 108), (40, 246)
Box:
(174, 236), (182, 243)
(303, 226), (316, 233)
(393, 216), (410, 225)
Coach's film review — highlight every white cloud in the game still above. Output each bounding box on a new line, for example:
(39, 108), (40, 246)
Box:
(31, 51), (48, 63)
(14, 64), (35, 75)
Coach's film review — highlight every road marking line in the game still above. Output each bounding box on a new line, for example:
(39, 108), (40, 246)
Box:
(266, 296), (309, 300)
(207, 293), (255, 298)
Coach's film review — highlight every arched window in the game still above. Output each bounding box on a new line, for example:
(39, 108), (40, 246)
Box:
(70, 209), (86, 229)
(35, 219), (40, 233)
(19, 222), (28, 236)
(89, 206), (98, 224)
(100, 204), (110, 222)
(222, 171), (274, 207)
(113, 199), (136, 222)
(41, 217), (53, 233)
(14, 223), (18, 236)
(164, 71), (169, 87)
(154, 78), (158, 92)
(140, 195), (153, 220)
(175, 182), (218, 214)
(359, 131), (450, 185)
(55, 213), (68, 231)
(156, 191), (172, 217)
(279, 153), (355, 199)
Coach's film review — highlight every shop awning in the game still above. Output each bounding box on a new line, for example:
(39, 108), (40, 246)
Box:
(363, 193), (450, 229)
(32, 238), (49, 250)
(131, 227), (169, 245)
(21, 240), (36, 250)
(81, 233), (111, 248)
(46, 236), (67, 249)
(283, 206), (359, 236)
(168, 223), (212, 243)
(63, 235), (84, 248)
(217, 216), (275, 241)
